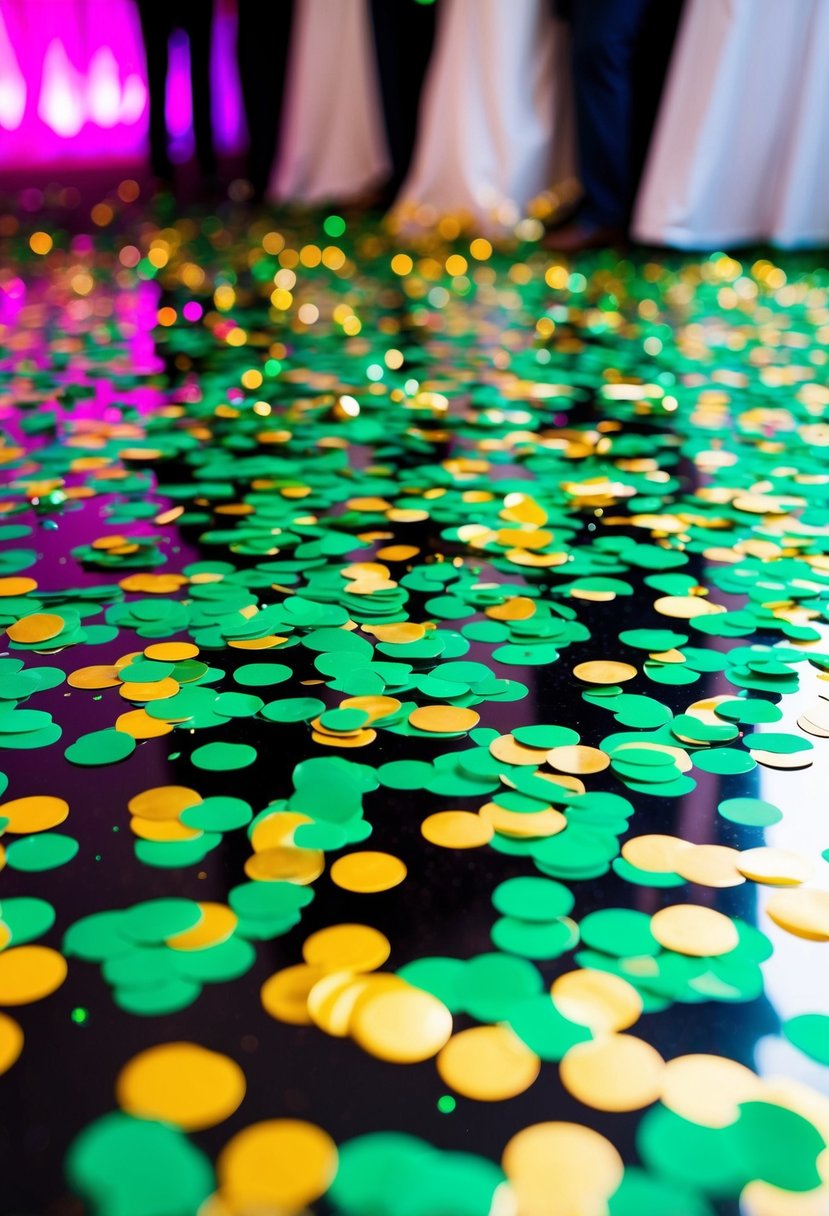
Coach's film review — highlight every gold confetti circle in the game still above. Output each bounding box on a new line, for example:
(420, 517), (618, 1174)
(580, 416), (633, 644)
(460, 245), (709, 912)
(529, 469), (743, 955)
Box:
(573, 661), (637, 685)
(408, 705), (480, 733)
(68, 665), (121, 689)
(421, 811), (493, 849)
(437, 1025), (540, 1101)
(653, 595), (724, 619)
(127, 785), (201, 821)
(489, 734), (550, 766)
(302, 923), (390, 973)
(661, 1053), (762, 1127)
(546, 744), (610, 775)
(736, 847), (814, 886)
(560, 1034), (664, 1111)
(166, 903), (237, 951)
(621, 834), (692, 873)
(0, 1013), (23, 1075)
(650, 904), (739, 957)
(116, 1042), (246, 1130)
(245, 846), (324, 885)
(115, 709), (174, 738)
(0, 577), (37, 597)
(675, 844), (746, 888)
(261, 964), (325, 1025)
(330, 851), (407, 893)
(143, 641), (200, 661)
(7, 613), (64, 644)
(502, 1122), (623, 1216)
(0, 795), (68, 834)
(351, 983), (453, 1063)
(552, 969), (643, 1033)
(479, 803), (566, 839)
(0, 946), (67, 1004)
(217, 1120), (337, 1211)
(766, 889), (829, 941)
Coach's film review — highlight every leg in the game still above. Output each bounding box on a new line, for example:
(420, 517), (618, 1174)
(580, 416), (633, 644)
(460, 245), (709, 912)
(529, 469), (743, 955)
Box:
(237, 0), (295, 199)
(182, 0), (217, 177)
(369, 0), (437, 197)
(137, 1), (174, 179)
(570, 0), (653, 228)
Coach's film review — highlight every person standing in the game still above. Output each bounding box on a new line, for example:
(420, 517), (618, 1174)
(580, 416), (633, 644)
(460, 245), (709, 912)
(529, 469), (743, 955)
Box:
(237, 0), (295, 203)
(545, 0), (681, 250)
(136, 0), (216, 183)
(368, 0), (438, 206)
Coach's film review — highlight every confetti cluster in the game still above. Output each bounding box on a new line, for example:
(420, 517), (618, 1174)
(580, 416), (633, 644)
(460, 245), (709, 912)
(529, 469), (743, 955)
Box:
(0, 194), (829, 1215)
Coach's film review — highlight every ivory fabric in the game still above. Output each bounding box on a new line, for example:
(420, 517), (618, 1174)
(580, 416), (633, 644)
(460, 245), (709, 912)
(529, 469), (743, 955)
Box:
(633, 0), (829, 248)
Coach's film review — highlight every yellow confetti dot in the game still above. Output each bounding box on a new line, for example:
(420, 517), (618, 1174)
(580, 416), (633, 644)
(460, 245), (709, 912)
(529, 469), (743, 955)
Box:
(351, 981), (453, 1063)
(217, 1119), (337, 1211)
(244, 846), (324, 884)
(421, 810), (493, 849)
(115, 709), (174, 738)
(67, 665), (122, 689)
(621, 833), (692, 873)
(330, 851), (407, 893)
(261, 964), (325, 1025)
(650, 904), (739, 956)
(552, 969), (643, 1033)
(573, 660), (637, 685)
(0, 946), (67, 1004)
(0, 1012), (23, 1075)
(118, 676), (180, 702)
(675, 844), (746, 888)
(127, 786), (201, 821)
(7, 613), (64, 644)
(736, 847), (814, 886)
(503, 1122), (623, 1216)
(117, 1042), (245, 1130)
(546, 744), (610, 775)
(408, 705), (480, 734)
(167, 903), (238, 951)
(766, 888), (829, 940)
(130, 816), (202, 842)
(437, 1025), (540, 1101)
(303, 923), (390, 973)
(560, 1034), (664, 1111)
(661, 1053), (762, 1127)
(0, 577), (37, 597)
(143, 641), (200, 661)
(0, 795), (68, 834)
(654, 595), (725, 619)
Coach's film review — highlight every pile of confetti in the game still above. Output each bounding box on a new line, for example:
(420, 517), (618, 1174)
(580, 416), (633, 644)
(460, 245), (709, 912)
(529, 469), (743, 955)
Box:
(1, 190), (829, 1215)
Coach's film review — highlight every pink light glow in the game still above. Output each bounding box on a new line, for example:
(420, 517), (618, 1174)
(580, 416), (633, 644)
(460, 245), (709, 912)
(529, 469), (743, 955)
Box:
(0, 8), (26, 129)
(0, 0), (245, 167)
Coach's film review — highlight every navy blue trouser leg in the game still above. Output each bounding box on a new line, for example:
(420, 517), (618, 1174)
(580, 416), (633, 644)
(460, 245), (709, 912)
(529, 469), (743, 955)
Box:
(569, 0), (653, 228)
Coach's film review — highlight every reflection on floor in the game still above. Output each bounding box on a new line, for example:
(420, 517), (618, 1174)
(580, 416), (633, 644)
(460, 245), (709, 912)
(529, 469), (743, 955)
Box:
(0, 196), (828, 1216)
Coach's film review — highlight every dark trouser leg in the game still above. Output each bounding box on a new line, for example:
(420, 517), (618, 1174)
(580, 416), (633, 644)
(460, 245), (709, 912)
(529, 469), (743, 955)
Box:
(570, 0), (653, 228)
(237, 0), (295, 199)
(182, 0), (216, 177)
(138, 4), (174, 178)
(369, 0), (438, 197)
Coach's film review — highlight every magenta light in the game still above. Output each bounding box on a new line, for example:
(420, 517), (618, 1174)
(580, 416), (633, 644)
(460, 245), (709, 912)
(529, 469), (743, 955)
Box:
(0, 0), (245, 167)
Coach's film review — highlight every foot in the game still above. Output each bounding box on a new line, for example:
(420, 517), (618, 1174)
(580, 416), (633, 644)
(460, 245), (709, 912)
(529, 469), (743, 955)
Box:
(542, 221), (627, 253)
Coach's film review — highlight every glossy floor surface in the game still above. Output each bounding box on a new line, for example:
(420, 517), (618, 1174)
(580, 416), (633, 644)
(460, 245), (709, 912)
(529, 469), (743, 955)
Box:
(0, 199), (828, 1216)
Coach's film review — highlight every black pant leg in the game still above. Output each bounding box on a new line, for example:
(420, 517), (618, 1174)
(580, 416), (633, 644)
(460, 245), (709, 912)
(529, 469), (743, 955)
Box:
(237, 0), (295, 198)
(369, 0), (438, 196)
(182, 0), (216, 176)
(137, 2), (174, 178)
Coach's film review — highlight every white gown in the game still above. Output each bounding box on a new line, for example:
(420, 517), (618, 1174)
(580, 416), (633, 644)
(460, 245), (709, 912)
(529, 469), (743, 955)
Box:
(395, 0), (575, 234)
(633, 0), (829, 249)
(269, 0), (390, 205)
